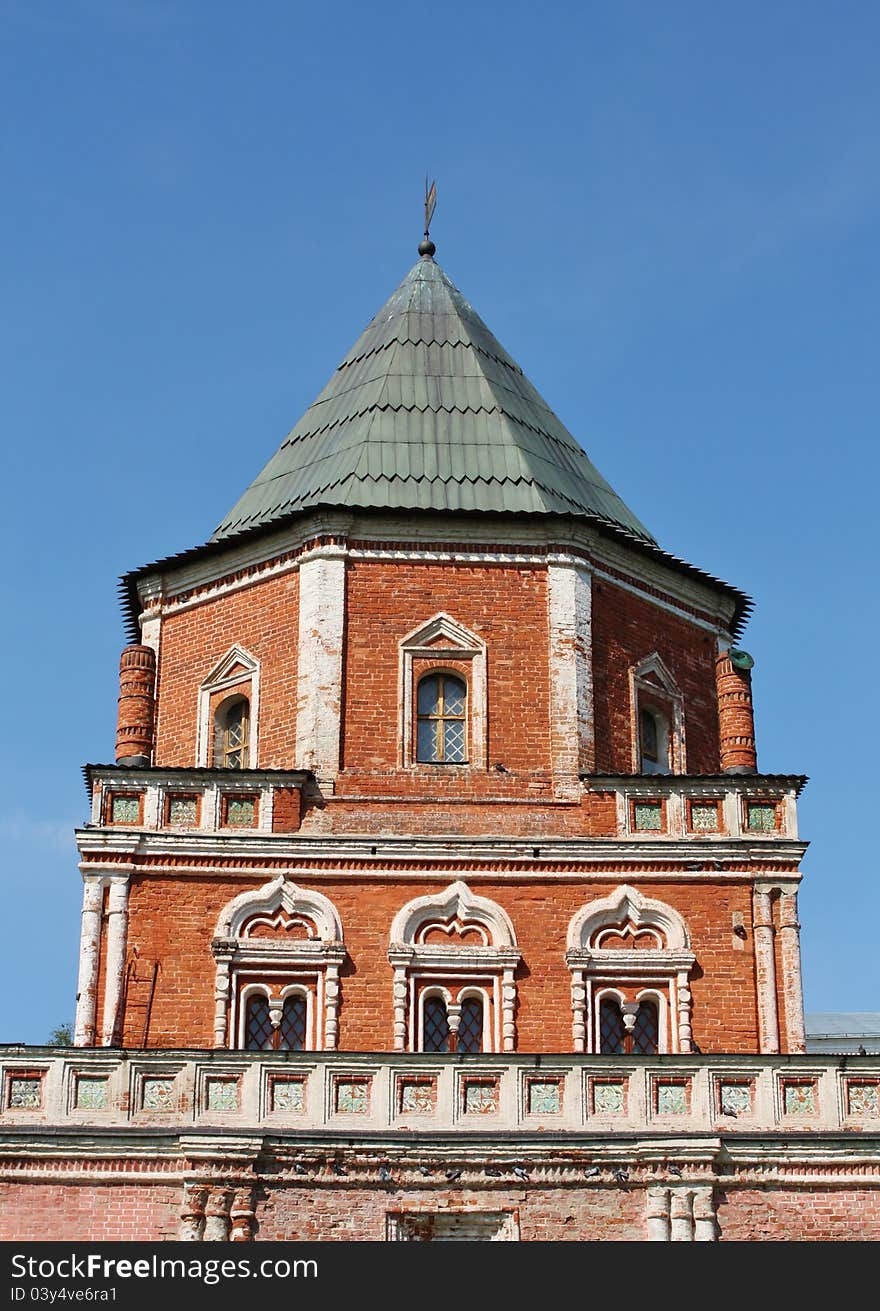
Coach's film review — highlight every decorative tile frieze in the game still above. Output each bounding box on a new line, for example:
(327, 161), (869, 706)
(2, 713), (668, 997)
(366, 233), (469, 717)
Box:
(747, 802), (777, 833)
(398, 1077), (437, 1115)
(141, 1077), (176, 1111)
(222, 795), (258, 828)
(656, 1080), (690, 1115)
(633, 802), (663, 832)
(270, 1077), (306, 1114)
(334, 1077), (370, 1115)
(526, 1079), (562, 1115)
(690, 801), (719, 832)
(591, 1079), (626, 1115)
(109, 793), (141, 825)
(462, 1078), (499, 1115)
(846, 1081), (879, 1117)
(718, 1080), (753, 1117)
(8, 1076), (42, 1109)
(781, 1080), (817, 1115)
(75, 1076), (108, 1110)
(166, 794), (198, 827)
(205, 1078), (239, 1112)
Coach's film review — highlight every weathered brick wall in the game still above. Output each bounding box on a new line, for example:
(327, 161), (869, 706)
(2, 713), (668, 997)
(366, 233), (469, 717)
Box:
(0, 1181), (180, 1241)
(591, 578), (721, 775)
(112, 873), (762, 1052)
(716, 1187), (880, 1240)
(155, 572), (299, 768)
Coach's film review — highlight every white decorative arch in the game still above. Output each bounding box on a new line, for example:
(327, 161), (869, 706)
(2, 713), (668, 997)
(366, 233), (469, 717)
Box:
(390, 880), (517, 949)
(565, 885), (695, 1054)
(211, 876), (346, 1050)
(196, 643), (261, 768)
(398, 613), (487, 768)
(566, 885), (689, 953)
(388, 881), (520, 1053)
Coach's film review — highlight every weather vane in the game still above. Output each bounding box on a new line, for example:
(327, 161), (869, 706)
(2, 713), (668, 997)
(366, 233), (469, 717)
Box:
(419, 177), (437, 257)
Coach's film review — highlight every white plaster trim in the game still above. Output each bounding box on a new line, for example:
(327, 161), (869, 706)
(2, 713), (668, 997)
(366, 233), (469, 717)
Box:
(398, 613), (487, 769)
(214, 875), (343, 943)
(196, 644), (261, 769)
(295, 551), (346, 781)
(390, 881), (517, 948)
(566, 885), (690, 953)
(547, 561), (594, 783)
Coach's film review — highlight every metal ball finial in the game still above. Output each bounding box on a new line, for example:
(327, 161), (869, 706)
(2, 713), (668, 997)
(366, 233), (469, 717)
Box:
(418, 237), (436, 258)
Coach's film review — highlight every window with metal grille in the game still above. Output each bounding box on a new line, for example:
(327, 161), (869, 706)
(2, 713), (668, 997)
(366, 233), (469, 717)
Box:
(457, 997), (484, 1054)
(245, 994), (273, 1050)
(423, 996), (450, 1052)
(416, 673), (467, 764)
(599, 998), (626, 1054)
(216, 696), (249, 769)
(632, 999), (659, 1055)
(280, 994), (307, 1051)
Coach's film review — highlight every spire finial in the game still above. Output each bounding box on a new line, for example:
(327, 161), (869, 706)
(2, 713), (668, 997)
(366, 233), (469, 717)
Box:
(419, 176), (437, 257)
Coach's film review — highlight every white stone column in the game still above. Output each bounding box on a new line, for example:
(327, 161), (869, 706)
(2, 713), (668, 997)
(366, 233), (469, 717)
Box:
(179, 1184), (208, 1241)
(295, 546), (347, 785)
(753, 886), (780, 1054)
(778, 890), (806, 1053)
(670, 1190), (695, 1241)
(203, 1189), (233, 1242)
(74, 876), (104, 1047)
(676, 970), (693, 1053)
(324, 960), (340, 1050)
(570, 968), (586, 1052)
(392, 966), (408, 1051)
(101, 877), (130, 1046)
(547, 559), (594, 789)
(646, 1187), (671, 1241)
(692, 1188), (717, 1241)
(501, 968), (516, 1052)
(213, 951), (233, 1048)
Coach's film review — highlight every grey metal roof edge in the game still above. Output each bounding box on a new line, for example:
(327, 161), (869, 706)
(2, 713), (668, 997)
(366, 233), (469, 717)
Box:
(581, 772), (809, 796)
(117, 506), (752, 643)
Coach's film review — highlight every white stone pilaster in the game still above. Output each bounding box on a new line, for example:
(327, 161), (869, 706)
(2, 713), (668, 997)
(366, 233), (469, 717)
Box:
(295, 548), (347, 783)
(778, 890), (806, 1054)
(101, 877), (130, 1046)
(547, 560), (594, 788)
(646, 1187), (671, 1240)
(74, 877), (104, 1047)
(753, 886), (780, 1054)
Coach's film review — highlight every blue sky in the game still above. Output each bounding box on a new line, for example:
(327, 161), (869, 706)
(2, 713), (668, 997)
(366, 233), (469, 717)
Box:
(1, 1), (877, 1043)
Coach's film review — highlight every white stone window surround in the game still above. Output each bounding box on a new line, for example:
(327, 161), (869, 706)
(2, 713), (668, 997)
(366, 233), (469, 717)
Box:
(398, 614), (487, 769)
(389, 882), (521, 1053)
(417, 983), (493, 1054)
(212, 876), (346, 1051)
(629, 652), (686, 775)
(593, 985), (670, 1055)
(566, 885), (695, 1054)
(236, 981), (315, 1053)
(196, 644), (261, 769)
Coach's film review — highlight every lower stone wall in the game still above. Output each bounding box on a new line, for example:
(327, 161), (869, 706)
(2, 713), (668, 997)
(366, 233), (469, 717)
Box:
(2, 1174), (879, 1242)
(0, 1180), (181, 1242)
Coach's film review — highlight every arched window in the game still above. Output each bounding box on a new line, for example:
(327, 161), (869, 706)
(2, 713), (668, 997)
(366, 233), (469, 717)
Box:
(598, 995), (659, 1055)
(423, 996), (451, 1053)
(280, 993), (307, 1051)
(457, 996), (484, 1055)
(245, 994), (273, 1050)
(632, 999), (659, 1054)
(639, 706), (670, 775)
(416, 673), (467, 764)
(599, 997), (626, 1054)
(215, 696), (249, 769)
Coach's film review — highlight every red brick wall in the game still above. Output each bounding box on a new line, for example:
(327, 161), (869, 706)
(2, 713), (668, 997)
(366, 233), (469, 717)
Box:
(0, 1181), (180, 1241)
(591, 579), (721, 774)
(717, 1187), (880, 1240)
(155, 572), (298, 768)
(341, 559), (552, 776)
(112, 873), (763, 1052)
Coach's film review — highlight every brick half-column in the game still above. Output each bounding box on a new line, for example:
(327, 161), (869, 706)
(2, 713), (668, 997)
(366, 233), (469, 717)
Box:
(716, 651), (757, 773)
(73, 876), (104, 1046)
(116, 644), (156, 766)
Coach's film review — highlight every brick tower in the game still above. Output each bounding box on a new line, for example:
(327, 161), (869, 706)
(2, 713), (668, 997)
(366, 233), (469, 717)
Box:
(2, 238), (878, 1243)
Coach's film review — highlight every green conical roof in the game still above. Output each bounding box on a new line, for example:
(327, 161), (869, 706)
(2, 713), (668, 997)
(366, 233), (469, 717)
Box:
(212, 255), (654, 543)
